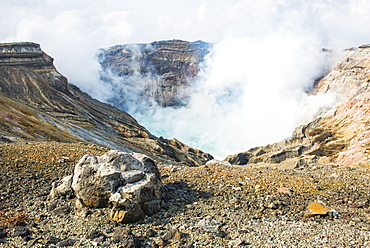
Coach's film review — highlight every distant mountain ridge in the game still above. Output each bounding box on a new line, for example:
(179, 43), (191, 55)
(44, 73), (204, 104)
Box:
(98, 39), (212, 109)
(0, 42), (213, 166)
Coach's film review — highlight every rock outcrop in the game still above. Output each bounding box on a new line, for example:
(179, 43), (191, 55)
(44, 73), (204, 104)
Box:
(50, 150), (162, 223)
(0, 42), (54, 69)
(98, 39), (212, 108)
(0, 42), (213, 166)
(226, 45), (370, 167)
(313, 44), (370, 101)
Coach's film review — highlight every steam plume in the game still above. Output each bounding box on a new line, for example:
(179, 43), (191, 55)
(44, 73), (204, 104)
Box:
(1, 0), (370, 158)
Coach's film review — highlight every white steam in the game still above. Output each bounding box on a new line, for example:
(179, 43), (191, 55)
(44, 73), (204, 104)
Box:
(134, 36), (335, 158)
(1, 0), (370, 158)
(99, 44), (161, 114)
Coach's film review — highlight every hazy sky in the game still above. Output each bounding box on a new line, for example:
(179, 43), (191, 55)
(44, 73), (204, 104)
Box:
(1, 0), (370, 157)
(2, 1), (370, 49)
(2, 0), (369, 86)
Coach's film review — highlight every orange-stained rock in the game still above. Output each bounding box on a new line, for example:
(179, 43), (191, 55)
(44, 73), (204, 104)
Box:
(304, 202), (338, 217)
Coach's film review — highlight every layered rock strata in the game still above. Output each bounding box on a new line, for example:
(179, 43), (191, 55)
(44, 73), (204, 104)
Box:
(98, 39), (212, 108)
(226, 45), (370, 167)
(0, 42), (213, 166)
(0, 42), (54, 69)
(313, 44), (370, 101)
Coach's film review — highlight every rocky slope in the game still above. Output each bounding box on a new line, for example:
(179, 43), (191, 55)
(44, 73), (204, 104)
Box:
(1, 142), (370, 247)
(226, 45), (370, 168)
(0, 42), (212, 166)
(98, 40), (212, 109)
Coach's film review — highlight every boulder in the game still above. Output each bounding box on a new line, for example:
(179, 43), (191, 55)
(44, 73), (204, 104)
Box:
(71, 153), (122, 208)
(50, 150), (163, 223)
(49, 175), (73, 199)
(205, 159), (232, 167)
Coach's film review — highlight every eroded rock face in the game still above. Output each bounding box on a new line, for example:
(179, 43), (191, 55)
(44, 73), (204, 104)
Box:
(226, 93), (370, 168)
(0, 42), (54, 69)
(0, 41), (213, 166)
(98, 39), (212, 108)
(50, 150), (163, 223)
(313, 45), (370, 102)
(226, 45), (370, 168)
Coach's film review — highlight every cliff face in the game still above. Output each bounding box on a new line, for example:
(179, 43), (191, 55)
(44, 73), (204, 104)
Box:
(313, 45), (370, 101)
(0, 42), (213, 166)
(98, 40), (212, 108)
(0, 42), (54, 69)
(226, 45), (370, 167)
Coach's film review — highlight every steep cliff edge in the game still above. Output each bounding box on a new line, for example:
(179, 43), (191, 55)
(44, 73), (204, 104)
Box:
(0, 42), (54, 69)
(98, 39), (212, 108)
(226, 45), (370, 167)
(0, 42), (213, 166)
(313, 45), (370, 101)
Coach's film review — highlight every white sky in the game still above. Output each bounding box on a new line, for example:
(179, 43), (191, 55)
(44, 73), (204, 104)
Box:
(2, 1), (370, 48)
(1, 0), (369, 86)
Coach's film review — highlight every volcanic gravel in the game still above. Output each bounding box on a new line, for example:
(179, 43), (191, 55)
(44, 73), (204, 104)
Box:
(1, 142), (370, 247)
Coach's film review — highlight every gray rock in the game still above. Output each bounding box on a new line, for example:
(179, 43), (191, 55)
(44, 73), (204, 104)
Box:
(145, 228), (157, 237)
(117, 173), (162, 206)
(142, 199), (162, 216)
(86, 229), (106, 242)
(12, 226), (31, 238)
(112, 227), (141, 248)
(49, 175), (73, 199)
(121, 170), (145, 183)
(205, 159), (232, 166)
(52, 205), (72, 216)
(50, 150), (163, 223)
(109, 193), (145, 223)
(44, 235), (62, 245)
(71, 153), (121, 208)
(0, 229), (7, 238)
(229, 238), (244, 246)
(161, 227), (181, 242)
(56, 239), (79, 247)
